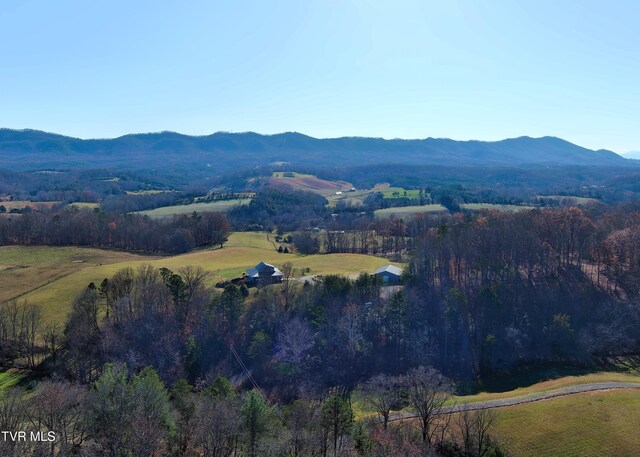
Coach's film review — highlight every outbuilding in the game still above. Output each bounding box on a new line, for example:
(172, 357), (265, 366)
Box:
(374, 265), (403, 285)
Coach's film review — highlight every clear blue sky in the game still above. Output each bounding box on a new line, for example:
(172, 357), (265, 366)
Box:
(1, 0), (638, 152)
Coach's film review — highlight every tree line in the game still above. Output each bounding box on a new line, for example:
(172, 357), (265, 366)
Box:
(0, 208), (231, 254)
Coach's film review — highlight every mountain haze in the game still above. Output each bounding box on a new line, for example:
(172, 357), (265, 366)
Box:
(0, 129), (629, 173)
(622, 151), (640, 160)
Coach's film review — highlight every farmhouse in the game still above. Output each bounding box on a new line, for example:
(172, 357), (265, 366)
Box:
(246, 261), (284, 286)
(374, 264), (403, 285)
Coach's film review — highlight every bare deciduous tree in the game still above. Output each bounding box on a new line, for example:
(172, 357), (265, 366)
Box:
(404, 366), (452, 444)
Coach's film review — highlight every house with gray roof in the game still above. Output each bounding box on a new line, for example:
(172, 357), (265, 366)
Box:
(246, 262), (284, 286)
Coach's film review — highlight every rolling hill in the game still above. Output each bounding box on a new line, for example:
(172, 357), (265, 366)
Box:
(0, 129), (630, 173)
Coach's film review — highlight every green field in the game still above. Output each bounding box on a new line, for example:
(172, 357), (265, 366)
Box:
(374, 204), (447, 218)
(493, 389), (640, 456)
(380, 187), (421, 199)
(461, 203), (535, 212)
(0, 371), (25, 391)
(376, 371), (640, 456)
(138, 199), (251, 217)
(453, 371), (640, 404)
(6, 233), (401, 324)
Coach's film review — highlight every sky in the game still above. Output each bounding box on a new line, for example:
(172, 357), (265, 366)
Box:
(0, 0), (638, 152)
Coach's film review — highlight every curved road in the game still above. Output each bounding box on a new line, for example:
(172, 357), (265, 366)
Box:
(390, 382), (640, 422)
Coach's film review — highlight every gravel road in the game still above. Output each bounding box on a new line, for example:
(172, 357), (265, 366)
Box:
(389, 382), (640, 422)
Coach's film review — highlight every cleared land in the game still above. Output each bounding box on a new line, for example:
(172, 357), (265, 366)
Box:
(454, 371), (640, 404)
(0, 201), (61, 210)
(0, 371), (25, 391)
(269, 172), (353, 196)
(67, 202), (100, 209)
(125, 190), (175, 195)
(461, 203), (535, 212)
(138, 199), (251, 217)
(380, 187), (421, 199)
(9, 233), (401, 323)
(493, 389), (640, 457)
(326, 189), (371, 207)
(373, 372), (640, 456)
(374, 204), (448, 218)
(537, 195), (601, 205)
(0, 246), (159, 312)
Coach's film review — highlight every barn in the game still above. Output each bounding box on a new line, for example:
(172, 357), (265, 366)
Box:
(374, 265), (403, 285)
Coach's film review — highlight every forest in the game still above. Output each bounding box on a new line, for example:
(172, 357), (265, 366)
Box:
(0, 209), (230, 254)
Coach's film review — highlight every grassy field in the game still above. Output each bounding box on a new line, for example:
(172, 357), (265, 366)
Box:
(0, 371), (25, 391)
(138, 199), (251, 217)
(354, 371), (640, 421)
(8, 233), (400, 324)
(461, 203), (535, 212)
(373, 371), (640, 456)
(493, 389), (640, 457)
(380, 187), (421, 199)
(537, 195), (601, 205)
(67, 202), (100, 209)
(0, 246), (160, 320)
(453, 371), (640, 404)
(125, 190), (175, 195)
(374, 204), (448, 218)
(0, 200), (61, 210)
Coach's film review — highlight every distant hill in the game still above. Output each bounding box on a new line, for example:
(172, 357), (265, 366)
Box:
(0, 129), (630, 173)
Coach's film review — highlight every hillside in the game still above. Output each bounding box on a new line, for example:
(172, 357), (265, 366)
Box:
(0, 129), (629, 173)
(4, 232), (402, 323)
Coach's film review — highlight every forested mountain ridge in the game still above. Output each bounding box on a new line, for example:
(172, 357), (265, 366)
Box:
(0, 128), (629, 172)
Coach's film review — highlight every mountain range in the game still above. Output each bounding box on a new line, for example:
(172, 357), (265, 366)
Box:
(622, 151), (640, 160)
(0, 129), (630, 173)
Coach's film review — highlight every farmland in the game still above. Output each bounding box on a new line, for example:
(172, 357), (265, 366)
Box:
(5, 232), (402, 324)
(380, 186), (421, 199)
(460, 203), (535, 212)
(0, 246), (159, 305)
(0, 200), (61, 210)
(375, 371), (640, 456)
(537, 195), (602, 205)
(67, 202), (100, 209)
(374, 204), (448, 218)
(137, 198), (251, 217)
(493, 389), (640, 456)
(269, 172), (353, 196)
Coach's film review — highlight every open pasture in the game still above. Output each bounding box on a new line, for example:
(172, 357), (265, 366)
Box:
(8, 232), (401, 324)
(537, 195), (602, 205)
(137, 198), (251, 217)
(0, 246), (159, 306)
(374, 204), (448, 218)
(0, 201), (61, 211)
(461, 203), (535, 212)
(493, 389), (640, 457)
